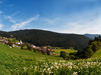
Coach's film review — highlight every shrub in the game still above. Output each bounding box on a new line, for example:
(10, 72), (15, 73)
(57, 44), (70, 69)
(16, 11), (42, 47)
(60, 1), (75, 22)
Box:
(84, 45), (94, 58)
(41, 50), (45, 55)
(33, 48), (37, 52)
(27, 44), (32, 51)
(91, 41), (99, 52)
(47, 50), (50, 55)
(21, 44), (25, 50)
(8, 41), (13, 46)
(69, 52), (77, 56)
(60, 51), (66, 60)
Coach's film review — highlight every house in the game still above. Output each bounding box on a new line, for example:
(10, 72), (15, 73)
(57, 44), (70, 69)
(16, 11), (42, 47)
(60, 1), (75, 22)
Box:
(41, 46), (55, 54)
(36, 47), (41, 50)
(16, 40), (23, 45)
(4, 40), (8, 44)
(0, 37), (8, 44)
(12, 44), (18, 47)
(0, 40), (5, 44)
(31, 44), (36, 48)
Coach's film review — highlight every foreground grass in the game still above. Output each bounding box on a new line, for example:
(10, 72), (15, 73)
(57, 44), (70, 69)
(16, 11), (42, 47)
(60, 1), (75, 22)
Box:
(0, 44), (101, 75)
(0, 44), (62, 74)
(10, 58), (101, 75)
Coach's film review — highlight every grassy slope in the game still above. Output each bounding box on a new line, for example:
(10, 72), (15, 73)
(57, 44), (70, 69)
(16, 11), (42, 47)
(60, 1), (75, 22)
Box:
(53, 48), (101, 58)
(53, 49), (77, 55)
(0, 43), (101, 74)
(92, 49), (101, 58)
(0, 44), (62, 74)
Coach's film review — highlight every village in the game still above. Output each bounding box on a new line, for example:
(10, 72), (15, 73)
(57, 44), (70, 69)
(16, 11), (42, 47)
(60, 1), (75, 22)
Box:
(0, 36), (55, 55)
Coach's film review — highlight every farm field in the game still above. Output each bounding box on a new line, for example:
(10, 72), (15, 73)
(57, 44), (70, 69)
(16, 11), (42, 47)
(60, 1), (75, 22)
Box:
(53, 49), (77, 55)
(0, 44), (101, 75)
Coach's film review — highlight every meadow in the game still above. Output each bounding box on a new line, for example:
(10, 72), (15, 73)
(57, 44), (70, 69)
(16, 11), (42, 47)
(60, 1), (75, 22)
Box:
(0, 44), (101, 75)
(53, 49), (77, 54)
(92, 49), (101, 58)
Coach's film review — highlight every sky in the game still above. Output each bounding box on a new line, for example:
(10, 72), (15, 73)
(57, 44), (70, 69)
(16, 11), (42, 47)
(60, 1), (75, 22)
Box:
(0, 0), (101, 34)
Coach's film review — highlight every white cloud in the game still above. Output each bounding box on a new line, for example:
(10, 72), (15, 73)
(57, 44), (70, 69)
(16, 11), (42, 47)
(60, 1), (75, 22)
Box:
(11, 14), (40, 30)
(38, 8), (101, 34)
(4, 11), (20, 23)
(57, 9), (101, 34)
(5, 16), (16, 24)
(12, 11), (20, 16)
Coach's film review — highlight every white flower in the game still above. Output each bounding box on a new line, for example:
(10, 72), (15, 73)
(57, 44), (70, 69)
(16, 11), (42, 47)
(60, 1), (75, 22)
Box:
(73, 72), (78, 75)
(35, 66), (37, 69)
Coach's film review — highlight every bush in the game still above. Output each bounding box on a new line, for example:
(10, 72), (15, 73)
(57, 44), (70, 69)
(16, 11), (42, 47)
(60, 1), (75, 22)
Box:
(60, 51), (66, 60)
(47, 50), (50, 55)
(27, 44), (32, 51)
(21, 44), (25, 50)
(41, 50), (45, 55)
(91, 41), (99, 52)
(33, 48), (37, 52)
(69, 52), (77, 56)
(8, 41), (13, 46)
(84, 45), (94, 58)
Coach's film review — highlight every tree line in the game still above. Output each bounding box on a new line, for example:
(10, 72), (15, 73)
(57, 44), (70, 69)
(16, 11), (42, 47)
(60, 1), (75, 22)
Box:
(60, 36), (101, 60)
(78, 36), (101, 58)
(7, 29), (90, 50)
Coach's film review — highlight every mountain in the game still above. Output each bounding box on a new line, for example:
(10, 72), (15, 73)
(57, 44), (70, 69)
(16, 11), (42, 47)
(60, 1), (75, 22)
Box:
(84, 34), (100, 39)
(0, 31), (10, 37)
(3, 29), (89, 50)
(0, 29), (90, 50)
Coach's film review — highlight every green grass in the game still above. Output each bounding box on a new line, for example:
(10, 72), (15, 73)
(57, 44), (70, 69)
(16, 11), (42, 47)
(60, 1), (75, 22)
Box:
(0, 44), (100, 75)
(7, 38), (19, 42)
(0, 37), (2, 39)
(53, 49), (77, 55)
(92, 49), (101, 58)
(0, 44), (62, 74)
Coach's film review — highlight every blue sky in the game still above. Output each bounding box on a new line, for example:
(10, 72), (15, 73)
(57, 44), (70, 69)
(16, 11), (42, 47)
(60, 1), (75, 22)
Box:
(0, 0), (101, 34)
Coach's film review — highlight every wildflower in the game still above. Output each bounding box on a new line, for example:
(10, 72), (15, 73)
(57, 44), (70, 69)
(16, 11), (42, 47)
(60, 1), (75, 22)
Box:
(9, 46), (12, 48)
(47, 68), (50, 71)
(72, 72), (78, 75)
(68, 65), (72, 70)
(23, 67), (27, 71)
(35, 66), (37, 69)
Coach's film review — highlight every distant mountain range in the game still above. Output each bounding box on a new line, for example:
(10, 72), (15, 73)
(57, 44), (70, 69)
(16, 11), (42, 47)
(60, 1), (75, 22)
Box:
(0, 29), (91, 50)
(84, 34), (100, 39)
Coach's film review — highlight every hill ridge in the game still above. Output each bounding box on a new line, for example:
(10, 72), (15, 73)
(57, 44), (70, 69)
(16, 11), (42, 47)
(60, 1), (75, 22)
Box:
(0, 29), (90, 50)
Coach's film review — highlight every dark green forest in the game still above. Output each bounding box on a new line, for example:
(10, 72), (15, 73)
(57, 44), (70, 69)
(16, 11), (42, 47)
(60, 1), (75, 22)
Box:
(0, 29), (90, 50)
(78, 36), (101, 58)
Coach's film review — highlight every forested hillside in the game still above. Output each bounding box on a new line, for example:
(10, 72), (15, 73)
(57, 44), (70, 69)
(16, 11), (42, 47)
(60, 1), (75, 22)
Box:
(5, 29), (90, 50)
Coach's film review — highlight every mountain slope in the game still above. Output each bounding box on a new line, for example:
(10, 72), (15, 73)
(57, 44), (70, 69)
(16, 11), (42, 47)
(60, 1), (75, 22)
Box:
(84, 34), (100, 39)
(0, 31), (9, 37)
(92, 49), (101, 58)
(7, 29), (90, 50)
(0, 43), (61, 74)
